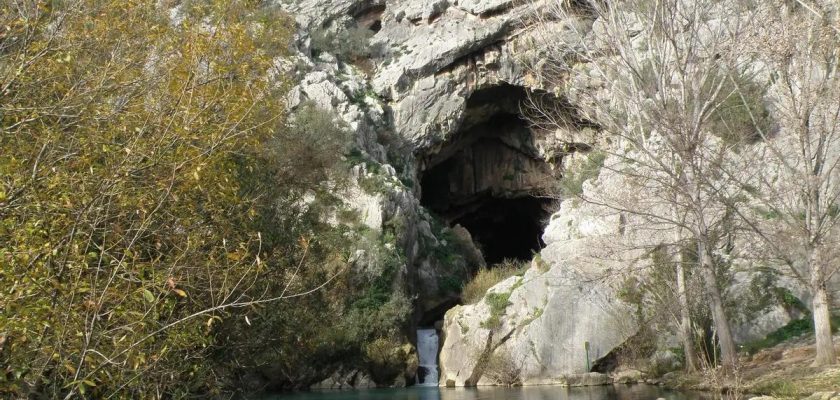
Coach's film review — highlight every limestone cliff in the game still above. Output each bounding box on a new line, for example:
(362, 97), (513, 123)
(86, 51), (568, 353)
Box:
(275, 0), (831, 389)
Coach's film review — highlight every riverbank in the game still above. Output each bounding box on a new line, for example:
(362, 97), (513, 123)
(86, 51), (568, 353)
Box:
(660, 332), (840, 398)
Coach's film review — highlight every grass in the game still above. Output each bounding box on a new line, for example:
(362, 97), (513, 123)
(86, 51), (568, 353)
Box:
(742, 318), (813, 354)
(742, 314), (840, 354)
(663, 313), (840, 398)
(461, 259), (528, 304)
(750, 379), (801, 397)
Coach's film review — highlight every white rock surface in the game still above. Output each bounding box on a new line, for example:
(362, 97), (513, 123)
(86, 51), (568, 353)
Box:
(439, 186), (638, 386)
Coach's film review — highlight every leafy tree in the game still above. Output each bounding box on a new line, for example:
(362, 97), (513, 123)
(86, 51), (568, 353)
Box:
(0, 0), (376, 397)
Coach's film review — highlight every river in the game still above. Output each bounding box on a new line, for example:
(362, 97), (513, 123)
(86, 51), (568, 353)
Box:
(265, 385), (707, 400)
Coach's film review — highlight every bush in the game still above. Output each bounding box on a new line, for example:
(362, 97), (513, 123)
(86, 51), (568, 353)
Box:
(0, 2), (401, 397)
(483, 350), (523, 386)
(558, 151), (606, 197)
(311, 25), (373, 62)
(481, 291), (514, 329)
(741, 314), (840, 354)
(462, 259), (528, 304)
(708, 73), (773, 146)
(269, 101), (351, 186)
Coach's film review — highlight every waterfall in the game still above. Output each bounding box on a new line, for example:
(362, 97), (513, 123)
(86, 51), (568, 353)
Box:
(416, 328), (439, 386)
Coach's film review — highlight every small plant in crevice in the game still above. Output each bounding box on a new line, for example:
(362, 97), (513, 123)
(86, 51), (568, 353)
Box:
(311, 25), (373, 63)
(558, 150), (606, 198)
(481, 290), (514, 330)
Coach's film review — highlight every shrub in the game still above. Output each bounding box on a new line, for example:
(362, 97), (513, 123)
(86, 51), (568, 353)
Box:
(483, 349), (523, 386)
(0, 2), (398, 397)
(462, 259), (528, 304)
(481, 291), (514, 329)
(270, 102), (351, 187)
(741, 314), (840, 354)
(558, 151), (606, 197)
(311, 25), (373, 62)
(708, 72), (773, 146)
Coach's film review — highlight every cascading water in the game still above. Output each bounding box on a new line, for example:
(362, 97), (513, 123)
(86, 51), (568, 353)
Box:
(416, 329), (439, 386)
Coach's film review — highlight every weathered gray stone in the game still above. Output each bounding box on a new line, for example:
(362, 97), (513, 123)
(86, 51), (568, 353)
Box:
(280, 0), (834, 390)
(455, 0), (514, 15)
(392, 0), (449, 22)
(612, 369), (644, 384)
(558, 372), (611, 387)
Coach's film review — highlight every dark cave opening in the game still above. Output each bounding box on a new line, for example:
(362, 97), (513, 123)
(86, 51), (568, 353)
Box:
(354, 4), (385, 33)
(453, 196), (548, 264)
(419, 85), (554, 265)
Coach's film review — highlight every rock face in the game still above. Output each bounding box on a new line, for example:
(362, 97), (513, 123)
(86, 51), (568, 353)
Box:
(276, 0), (661, 388)
(438, 188), (637, 386)
(277, 0), (826, 389)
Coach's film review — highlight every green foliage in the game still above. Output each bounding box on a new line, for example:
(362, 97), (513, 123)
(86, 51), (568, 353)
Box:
(559, 151), (606, 197)
(708, 72), (773, 146)
(735, 272), (809, 326)
(741, 314), (840, 354)
(362, 337), (413, 383)
(311, 25), (373, 62)
(751, 379), (801, 397)
(0, 1), (406, 397)
(438, 275), (464, 294)
(481, 291), (513, 330)
(270, 101), (351, 185)
(521, 306), (545, 327)
(431, 227), (464, 265)
(462, 260), (528, 304)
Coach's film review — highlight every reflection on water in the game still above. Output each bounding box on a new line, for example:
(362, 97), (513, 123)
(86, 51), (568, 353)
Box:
(265, 385), (706, 400)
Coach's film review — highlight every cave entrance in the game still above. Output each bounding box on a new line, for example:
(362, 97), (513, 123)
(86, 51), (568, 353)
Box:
(419, 85), (555, 265)
(453, 196), (548, 264)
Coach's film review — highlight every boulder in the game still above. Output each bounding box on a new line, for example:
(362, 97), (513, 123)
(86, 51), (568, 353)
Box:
(558, 372), (612, 387)
(612, 368), (644, 384)
(439, 201), (638, 386)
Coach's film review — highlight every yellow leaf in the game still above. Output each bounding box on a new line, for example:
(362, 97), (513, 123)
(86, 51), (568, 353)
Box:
(173, 289), (187, 297)
(63, 362), (76, 374)
(142, 289), (155, 303)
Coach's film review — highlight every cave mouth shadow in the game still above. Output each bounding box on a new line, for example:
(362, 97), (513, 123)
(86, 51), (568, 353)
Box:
(452, 195), (550, 265)
(419, 84), (556, 266)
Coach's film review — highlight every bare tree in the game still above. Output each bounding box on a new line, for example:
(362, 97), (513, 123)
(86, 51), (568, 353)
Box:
(522, 0), (757, 370)
(726, 2), (840, 366)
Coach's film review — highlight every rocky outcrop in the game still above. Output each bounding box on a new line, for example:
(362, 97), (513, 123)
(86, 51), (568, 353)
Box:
(278, 0), (828, 390)
(311, 369), (377, 390)
(278, 0), (629, 388)
(439, 183), (638, 386)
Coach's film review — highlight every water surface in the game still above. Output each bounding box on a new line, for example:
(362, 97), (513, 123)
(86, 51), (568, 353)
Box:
(266, 385), (705, 400)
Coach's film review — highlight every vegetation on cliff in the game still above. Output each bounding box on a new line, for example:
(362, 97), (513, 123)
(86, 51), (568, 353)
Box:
(0, 1), (408, 397)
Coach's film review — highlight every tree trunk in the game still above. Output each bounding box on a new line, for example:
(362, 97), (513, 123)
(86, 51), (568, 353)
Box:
(676, 256), (698, 372)
(811, 272), (837, 366)
(697, 239), (738, 370)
